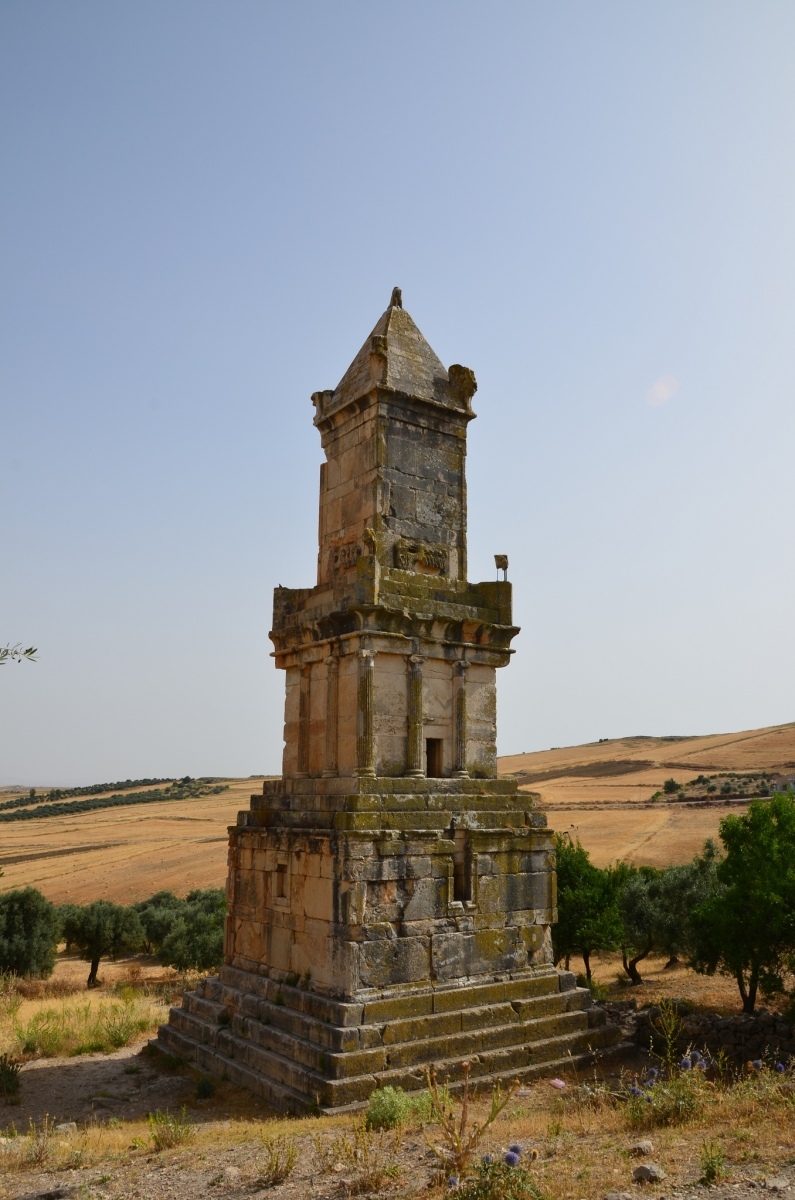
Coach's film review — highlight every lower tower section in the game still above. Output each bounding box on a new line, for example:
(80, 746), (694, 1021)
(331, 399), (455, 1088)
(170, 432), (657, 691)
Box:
(156, 777), (621, 1110)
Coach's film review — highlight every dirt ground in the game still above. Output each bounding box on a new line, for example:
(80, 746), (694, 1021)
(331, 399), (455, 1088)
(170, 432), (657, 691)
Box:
(3, 952), (794, 1200)
(3, 1036), (795, 1200)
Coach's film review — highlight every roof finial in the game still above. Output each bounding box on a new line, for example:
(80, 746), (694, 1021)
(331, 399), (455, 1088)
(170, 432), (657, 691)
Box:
(390, 286), (402, 309)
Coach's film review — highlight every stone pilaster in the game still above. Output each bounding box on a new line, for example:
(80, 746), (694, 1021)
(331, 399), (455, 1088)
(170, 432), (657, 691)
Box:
(453, 659), (470, 778)
(296, 664), (311, 777)
(405, 654), (425, 776)
(355, 648), (376, 777)
(322, 652), (339, 777)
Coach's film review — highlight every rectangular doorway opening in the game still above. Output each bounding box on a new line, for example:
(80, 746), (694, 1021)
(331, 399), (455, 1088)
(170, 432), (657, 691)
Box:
(275, 864), (287, 900)
(426, 738), (444, 778)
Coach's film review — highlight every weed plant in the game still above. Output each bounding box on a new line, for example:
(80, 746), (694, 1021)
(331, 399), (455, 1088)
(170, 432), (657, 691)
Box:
(699, 1138), (727, 1183)
(0, 1117), (56, 1168)
(453, 1153), (547, 1200)
(147, 1106), (195, 1151)
(365, 1083), (443, 1130)
(313, 1121), (403, 1192)
(256, 1133), (297, 1186)
(195, 1073), (216, 1099)
(10, 993), (160, 1057)
(0, 1051), (21, 1102)
(423, 1062), (520, 1178)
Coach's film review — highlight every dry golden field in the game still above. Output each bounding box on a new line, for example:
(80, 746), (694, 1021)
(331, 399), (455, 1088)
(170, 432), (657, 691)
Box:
(0, 778), (267, 903)
(2, 721), (794, 901)
(501, 721), (795, 867)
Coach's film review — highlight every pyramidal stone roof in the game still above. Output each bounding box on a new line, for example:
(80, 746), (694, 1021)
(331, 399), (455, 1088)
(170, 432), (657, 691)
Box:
(333, 289), (449, 408)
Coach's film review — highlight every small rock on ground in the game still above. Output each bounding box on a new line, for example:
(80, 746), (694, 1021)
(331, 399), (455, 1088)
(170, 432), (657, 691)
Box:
(633, 1164), (667, 1183)
(630, 1141), (655, 1157)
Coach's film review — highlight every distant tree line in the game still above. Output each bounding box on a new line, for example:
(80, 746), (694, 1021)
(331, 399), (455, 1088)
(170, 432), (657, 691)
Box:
(554, 792), (795, 1013)
(0, 887), (226, 985)
(0, 779), (228, 822)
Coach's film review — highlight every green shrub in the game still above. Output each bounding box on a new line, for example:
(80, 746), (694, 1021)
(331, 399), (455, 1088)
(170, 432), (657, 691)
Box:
(625, 1072), (704, 1128)
(699, 1138), (727, 1183)
(455, 1156), (547, 1200)
(0, 1052), (22, 1103)
(148, 1106), (194, 1150)
(0, 888), (59, 977)
(663, 778), (681, 794)
(195, 1074), (216, 1099)
(158, 888), (226, 972)
(365, 1085), (416, 1129)
(575, 972), (609, 1001)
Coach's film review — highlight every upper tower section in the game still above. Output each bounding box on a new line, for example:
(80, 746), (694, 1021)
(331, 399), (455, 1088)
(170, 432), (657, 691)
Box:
(311, 287), (478, 588)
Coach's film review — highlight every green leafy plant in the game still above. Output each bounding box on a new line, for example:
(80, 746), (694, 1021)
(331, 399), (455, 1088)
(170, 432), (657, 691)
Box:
(553, 834), (625, 980)
(365, 1085), (417, 1130)
(59, 900), (144, 987)
(649, 997), (685, 1076)
(0, 888), (60, 978)
(575, 973), (609, 1001)
(0, 643), (37, 666)
(0, 1052), (22, 1103)
(699, 1138), (727, 1183)
(148, 1106), (195, 1151)
(455, 1154), (546, 1200)
(195, 1073), (216, 1099)
(690, 794), (795, 1012)
(625, 1071), (704, 1129)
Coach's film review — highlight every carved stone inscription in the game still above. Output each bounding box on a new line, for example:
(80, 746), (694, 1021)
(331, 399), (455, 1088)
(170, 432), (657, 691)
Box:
(394, 538), (448, 575)
(331, 541), (361, 572)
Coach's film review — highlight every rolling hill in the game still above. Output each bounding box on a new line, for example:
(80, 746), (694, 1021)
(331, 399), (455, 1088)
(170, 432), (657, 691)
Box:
(1, 721), (793, 901)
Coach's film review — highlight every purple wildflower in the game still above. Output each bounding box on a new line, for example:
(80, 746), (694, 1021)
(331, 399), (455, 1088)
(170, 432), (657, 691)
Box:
(776, 1063), (786, 1073)
(482, 1154), (493, 1164)
(509, 1145), (523, 1156)
(447, 1177), (459, 1189)
(630, 1085), (642, 1096)
(646, 1067), (659, 1079)
(504, 1152), (520, 1167)
(690, 1050), (702, 1065)
(680, 1058), (692, 1070)
(752, 1059), (763, 1070)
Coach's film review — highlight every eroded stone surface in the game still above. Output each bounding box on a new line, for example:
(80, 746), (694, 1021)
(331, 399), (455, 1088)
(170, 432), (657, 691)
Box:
(157, 290), (621, 1109)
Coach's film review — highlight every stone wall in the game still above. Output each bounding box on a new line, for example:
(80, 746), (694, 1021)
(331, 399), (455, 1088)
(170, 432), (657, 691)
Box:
(226, 792), (555, 1000)
(632, 1002), (795, 1065)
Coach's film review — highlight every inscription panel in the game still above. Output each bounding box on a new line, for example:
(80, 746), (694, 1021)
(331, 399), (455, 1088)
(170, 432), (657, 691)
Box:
(330, 541), (362, 573)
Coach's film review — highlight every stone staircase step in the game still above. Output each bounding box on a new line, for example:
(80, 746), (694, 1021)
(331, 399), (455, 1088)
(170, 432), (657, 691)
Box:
(153, 1000), (621, 1111)
(183, 993), (226, 1023)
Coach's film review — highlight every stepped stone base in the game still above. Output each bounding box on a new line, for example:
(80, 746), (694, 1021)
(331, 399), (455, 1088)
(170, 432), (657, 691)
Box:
(153, 964), (623, 1113)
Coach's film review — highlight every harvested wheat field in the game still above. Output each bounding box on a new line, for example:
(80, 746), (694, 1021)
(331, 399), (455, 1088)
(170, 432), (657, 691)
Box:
(2, 722), (795, 902)
(499, 721), (795, 867)
(0, 778), (268, 903)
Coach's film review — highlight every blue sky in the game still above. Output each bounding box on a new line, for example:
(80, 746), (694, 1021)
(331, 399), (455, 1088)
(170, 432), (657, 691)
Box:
(2, 2), (794, 784)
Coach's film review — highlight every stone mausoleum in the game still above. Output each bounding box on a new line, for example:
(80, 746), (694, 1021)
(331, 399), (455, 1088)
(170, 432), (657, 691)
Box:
(157, 289), (619, 1110)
